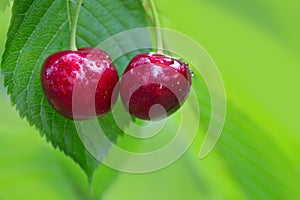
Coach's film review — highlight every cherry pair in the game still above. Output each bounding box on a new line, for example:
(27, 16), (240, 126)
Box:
(41, 47), (192, 121)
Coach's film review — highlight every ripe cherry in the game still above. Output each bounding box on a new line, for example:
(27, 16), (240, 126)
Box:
(120, 53), (193, 120)
(41, 47), (119, 120)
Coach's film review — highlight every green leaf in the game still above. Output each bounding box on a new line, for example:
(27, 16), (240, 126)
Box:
(0, 0), (149, 180)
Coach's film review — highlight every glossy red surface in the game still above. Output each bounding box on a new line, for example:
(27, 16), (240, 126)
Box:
(120, 53), (193, 120)
(41, 48), (119, 120)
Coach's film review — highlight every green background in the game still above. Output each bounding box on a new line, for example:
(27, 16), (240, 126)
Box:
(1, 0), (300, 199)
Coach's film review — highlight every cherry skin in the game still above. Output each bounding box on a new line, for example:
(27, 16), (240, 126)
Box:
(120, 52), (193, 120)
(41, 47), (119, 120)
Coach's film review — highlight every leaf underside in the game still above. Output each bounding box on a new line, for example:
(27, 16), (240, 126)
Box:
(0, 0), (150, 179)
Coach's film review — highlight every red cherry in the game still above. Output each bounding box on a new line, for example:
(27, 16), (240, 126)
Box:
(41, 47), (119, 120)
(120, 53), (193, 120)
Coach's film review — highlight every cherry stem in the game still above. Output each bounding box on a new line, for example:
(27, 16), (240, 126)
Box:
(149, 0), (163, 54)
(70, 0), (83, 51)
(66, 0), (72, 31)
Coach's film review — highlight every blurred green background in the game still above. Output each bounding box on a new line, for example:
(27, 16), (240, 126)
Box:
(1, 0), (300, 199)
